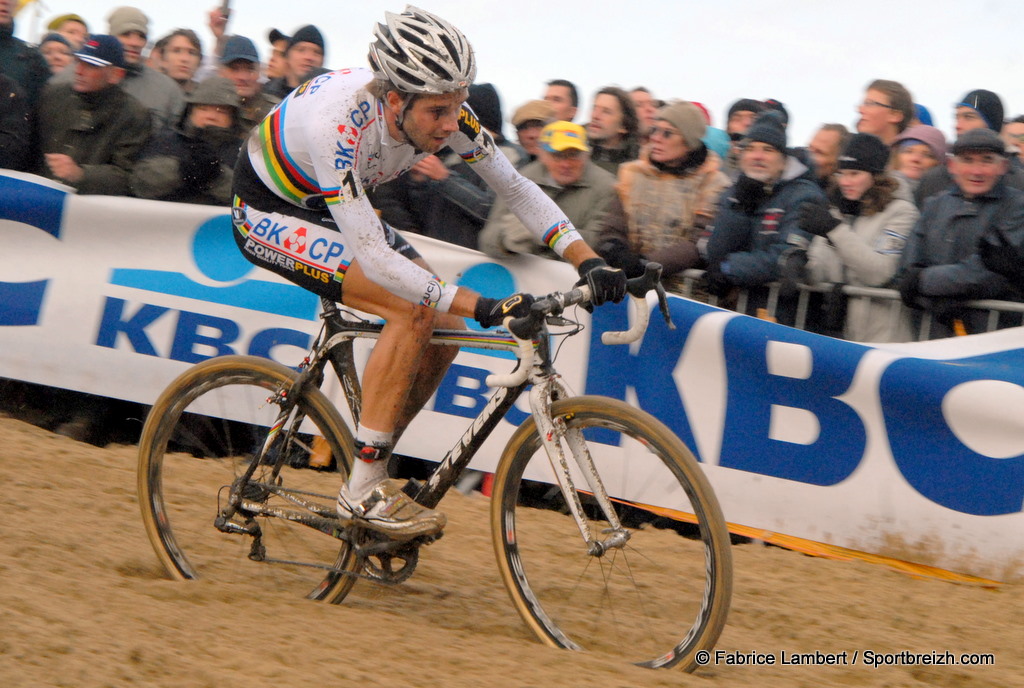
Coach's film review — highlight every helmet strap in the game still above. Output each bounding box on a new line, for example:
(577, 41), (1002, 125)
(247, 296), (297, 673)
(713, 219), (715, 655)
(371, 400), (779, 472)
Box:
(392, 93), (421, 150)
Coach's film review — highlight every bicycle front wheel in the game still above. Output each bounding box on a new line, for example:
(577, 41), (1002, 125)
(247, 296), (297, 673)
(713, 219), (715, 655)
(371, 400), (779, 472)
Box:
(138, 355), (359, 602)
(491, 396), (732, 671)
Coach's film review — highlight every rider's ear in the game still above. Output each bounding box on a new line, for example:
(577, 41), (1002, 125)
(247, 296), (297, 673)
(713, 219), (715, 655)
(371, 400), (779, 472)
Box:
(385, 90), (406, 111)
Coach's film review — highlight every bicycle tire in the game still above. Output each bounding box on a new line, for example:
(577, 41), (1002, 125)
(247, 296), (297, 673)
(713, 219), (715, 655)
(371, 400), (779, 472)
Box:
(138, 355), (360, 602)
(490, 395), (732, 671)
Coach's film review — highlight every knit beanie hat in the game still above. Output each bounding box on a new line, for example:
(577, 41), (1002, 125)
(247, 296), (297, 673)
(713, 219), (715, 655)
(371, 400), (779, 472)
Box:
(107, 6), (148, 38)
(656, 100), (707, 149)
(838, 133), (889, 174)
(892, 124), (947, 163)
(745, 111), (787, 151)
(761, 98), (789, 126)
(468, 83), (503, 135)
(957, 89), (1004, 131)
(40, 32), (72, 49)
(727, 98), (763, 121)
(288, 25), (325, 54)
(914, 103), (934, 127)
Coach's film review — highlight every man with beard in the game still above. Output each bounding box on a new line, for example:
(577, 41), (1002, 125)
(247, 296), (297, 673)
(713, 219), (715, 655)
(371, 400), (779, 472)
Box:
(702, 111), (825, 324)
(131, 76), (244, 205)
(35, 35), (151, 195)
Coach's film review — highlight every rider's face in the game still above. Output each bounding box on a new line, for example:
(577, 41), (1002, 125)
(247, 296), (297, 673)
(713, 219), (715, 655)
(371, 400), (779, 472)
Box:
(390, 90), (467, 154)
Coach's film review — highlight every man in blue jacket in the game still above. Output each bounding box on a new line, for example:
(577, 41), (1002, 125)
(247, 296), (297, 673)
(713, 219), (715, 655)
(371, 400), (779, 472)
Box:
(703, 111), (825, 325)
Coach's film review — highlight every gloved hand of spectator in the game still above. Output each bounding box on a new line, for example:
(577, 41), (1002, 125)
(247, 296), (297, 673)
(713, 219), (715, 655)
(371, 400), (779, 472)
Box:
(732, 174), (768, 215)
(702, 263), (733, 297)
(898, 264), (926, 310)
(978, 228), (1024, 290)
(575, 258), (627, 308)
(474, 293), (536, 329)
(181, 137), (221, 189)
(777, 247), (809, 298)
(798, 201), (841, 237)
(596, 238), (647, 278)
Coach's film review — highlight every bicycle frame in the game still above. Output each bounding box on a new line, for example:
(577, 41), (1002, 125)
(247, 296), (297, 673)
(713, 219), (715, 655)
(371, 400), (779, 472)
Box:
(311, 299), (634, 553)
(314, 298), (538, 510)
(220, 284), (659, 563)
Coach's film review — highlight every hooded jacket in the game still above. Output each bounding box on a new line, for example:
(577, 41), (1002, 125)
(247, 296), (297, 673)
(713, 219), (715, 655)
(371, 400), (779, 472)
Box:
(706, 155), (825, 286)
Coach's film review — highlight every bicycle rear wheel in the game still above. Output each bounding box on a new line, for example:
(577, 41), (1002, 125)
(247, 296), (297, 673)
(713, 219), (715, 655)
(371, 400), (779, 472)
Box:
(138, 355), (359, 602)
(491, 396), (732, 671)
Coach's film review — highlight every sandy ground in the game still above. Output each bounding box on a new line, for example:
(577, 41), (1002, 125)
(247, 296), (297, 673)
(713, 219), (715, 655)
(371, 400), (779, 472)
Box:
(0, 415), (1020, 688)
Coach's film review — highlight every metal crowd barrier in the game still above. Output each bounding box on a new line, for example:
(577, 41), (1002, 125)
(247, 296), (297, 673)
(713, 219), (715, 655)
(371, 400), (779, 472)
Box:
(675, 269), (1024, 342)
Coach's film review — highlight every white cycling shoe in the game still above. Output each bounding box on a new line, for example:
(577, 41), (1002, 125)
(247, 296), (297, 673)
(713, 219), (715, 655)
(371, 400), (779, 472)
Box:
(336, 478), (446, 540)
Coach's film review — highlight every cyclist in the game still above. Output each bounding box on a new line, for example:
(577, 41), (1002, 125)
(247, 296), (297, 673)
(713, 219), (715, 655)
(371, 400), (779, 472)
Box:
(231, 6), (626, 539)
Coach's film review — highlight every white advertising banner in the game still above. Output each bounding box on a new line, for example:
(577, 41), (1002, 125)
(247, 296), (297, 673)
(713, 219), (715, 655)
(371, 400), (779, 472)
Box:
(1, 170), (1022, 581)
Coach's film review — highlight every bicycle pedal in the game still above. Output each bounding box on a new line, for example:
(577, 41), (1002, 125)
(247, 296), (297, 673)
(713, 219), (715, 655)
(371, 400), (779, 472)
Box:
(400, 478), (424, 498)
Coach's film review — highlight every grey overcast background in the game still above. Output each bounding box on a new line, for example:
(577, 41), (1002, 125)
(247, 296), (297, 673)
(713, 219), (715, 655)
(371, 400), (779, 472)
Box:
(14, 0), (1024, 147)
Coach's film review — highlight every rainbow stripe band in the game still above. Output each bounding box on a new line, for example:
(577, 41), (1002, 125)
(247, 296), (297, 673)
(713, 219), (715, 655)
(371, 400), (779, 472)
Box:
(258, 100), (320, 203)
(542, 220), (573, 250)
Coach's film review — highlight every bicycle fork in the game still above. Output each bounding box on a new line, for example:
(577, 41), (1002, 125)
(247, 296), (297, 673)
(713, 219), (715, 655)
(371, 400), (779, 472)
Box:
(529, 381), (629, 557)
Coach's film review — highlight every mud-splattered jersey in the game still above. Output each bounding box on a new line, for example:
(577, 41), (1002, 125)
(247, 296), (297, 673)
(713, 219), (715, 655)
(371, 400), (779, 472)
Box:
(246, 67), (583, 311)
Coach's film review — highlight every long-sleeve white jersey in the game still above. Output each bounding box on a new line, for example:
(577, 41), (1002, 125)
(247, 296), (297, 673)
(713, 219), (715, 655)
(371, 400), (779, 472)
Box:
(244, 67), (584, 311)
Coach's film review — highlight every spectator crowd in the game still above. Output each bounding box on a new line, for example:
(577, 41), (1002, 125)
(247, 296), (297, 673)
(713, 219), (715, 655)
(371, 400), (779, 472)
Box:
(4, 2), (1024, 344)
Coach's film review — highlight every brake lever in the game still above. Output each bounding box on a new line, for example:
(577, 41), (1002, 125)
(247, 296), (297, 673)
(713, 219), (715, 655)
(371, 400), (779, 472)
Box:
(654, 283), (676, 330)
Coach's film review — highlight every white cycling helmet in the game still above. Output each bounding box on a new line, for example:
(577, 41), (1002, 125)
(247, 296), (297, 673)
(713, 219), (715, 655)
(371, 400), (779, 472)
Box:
(368, 5), (477, 95)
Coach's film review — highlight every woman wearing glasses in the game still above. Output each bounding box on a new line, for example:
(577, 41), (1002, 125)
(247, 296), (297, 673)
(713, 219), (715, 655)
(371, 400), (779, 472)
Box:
(595, 100), (731, 296)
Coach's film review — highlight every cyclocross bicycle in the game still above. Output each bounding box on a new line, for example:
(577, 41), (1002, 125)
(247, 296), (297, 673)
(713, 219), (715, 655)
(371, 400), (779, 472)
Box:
(137, 263), (733, 671)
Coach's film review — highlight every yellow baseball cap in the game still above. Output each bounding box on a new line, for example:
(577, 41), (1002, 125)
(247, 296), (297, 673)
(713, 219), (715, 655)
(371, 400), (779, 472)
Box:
(47, 13), (88, 31)
(540, 121), (590, 153)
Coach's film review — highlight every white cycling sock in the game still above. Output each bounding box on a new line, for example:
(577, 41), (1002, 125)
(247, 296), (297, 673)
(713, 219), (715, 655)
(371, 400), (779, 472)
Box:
(346, 458), (389, 498)
(345, 424), (394, 498)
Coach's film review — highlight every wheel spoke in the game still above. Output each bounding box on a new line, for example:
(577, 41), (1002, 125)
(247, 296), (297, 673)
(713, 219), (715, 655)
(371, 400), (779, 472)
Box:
(138, 356), (359, 603)
(491, 396), (732, 670)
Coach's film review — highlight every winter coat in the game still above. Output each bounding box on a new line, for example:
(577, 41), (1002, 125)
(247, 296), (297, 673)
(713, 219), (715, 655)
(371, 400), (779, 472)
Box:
(239, 90), (281, 134)
(370, 139), (527, 249)
(589, 137), (640, 176)
(0, 21), (49, 106)
(597, 149), (730, 294)
(706, 156), (825, 286)
(478, 158), (616, 259)
(130, 122), (242, 205)
(0, 74), (31, 171)
(35, 83), (151, 195)
(897, 180), (1024, 337)
(806, 196), (919, 342)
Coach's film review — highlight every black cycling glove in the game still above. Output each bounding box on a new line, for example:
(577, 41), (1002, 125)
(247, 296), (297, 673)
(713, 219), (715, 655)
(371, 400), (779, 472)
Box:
(576, 258), (627, 307)
(474, 293), (535, 329)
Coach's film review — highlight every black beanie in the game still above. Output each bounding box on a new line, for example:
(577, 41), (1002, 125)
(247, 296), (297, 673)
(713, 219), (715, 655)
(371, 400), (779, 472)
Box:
(468, 83), (503, 135)
(288, 25), (324, 54)
(838, 133), (889, 174)
(728, 98), (764, 120)
(957, 89), (1004, 131)
(761, 98), (789, 126)
(745, 111), (787, 151)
